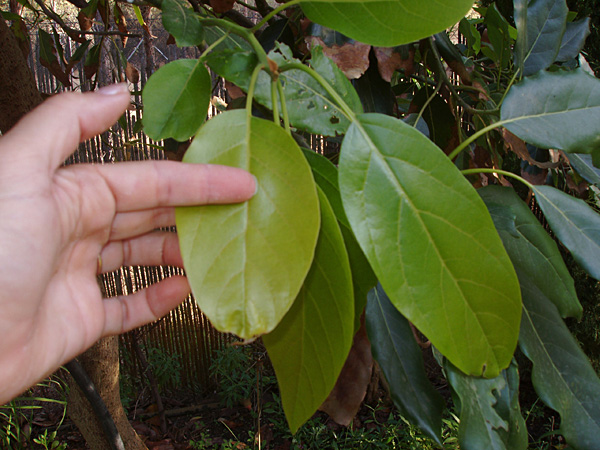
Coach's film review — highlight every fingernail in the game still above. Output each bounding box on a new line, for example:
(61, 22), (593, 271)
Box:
(251, 175), (259, 197)
(97, 83), (129, 96)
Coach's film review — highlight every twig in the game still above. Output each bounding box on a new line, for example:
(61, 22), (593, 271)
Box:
(33, 0), (140, 40)
(427, 37), (498, 116)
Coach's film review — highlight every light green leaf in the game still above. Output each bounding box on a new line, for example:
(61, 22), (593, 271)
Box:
(162, 0), (204, 47)
(479, 186), (581, 318)
(484, 3), (512, 69)
(338, 113), (522, 377)
(302, 149), (376, 330)
(366, 284), (444, 445)
(446, 360), (527, 450)
(299, 0), (474, 47)
(514, 0), (567, 76)
(556, 18), (591, 62)
(176, 110), (320, 338)
(519, 282), (600, 449)
(532, 185), (600, 281)
(263, 187), (354, 433)
(501, 70), (600, 154)
(142, 59), (211, 141)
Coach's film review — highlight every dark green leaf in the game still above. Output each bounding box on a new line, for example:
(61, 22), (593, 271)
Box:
(556, 18), (591, 62)
(568, 153), (600, 185)
(162, 0), (203, 47)
(446, 360), (527, 450)
(142, 59), (211, 141)
(339, 113), (522, 377)
(205, 49), (258, 88)
(176, 110), (320, 338)
(519, 282), (600, 449)
(263, 187), (354, 433)
(479, 186), (581, 318)
(411, 87), (455, 150)
(532, 185), (600, 280)
(501, 70), (600, 154)
(204, 25), (253, 52)
(484, 3), (512, 69)
(302, 149), (376, 331)
(366, 284), (444, 445)
(515, 0), (567, 76)
(299, 0), (474, 47)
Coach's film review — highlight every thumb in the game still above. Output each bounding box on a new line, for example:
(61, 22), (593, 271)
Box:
(1, 84), (131, 171)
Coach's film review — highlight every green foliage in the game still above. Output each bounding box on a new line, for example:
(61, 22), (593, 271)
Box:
(176, 110), (320, 338)
(128, 0), (600, 447)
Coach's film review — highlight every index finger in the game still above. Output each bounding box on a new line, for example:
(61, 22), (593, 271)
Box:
(84, 160), (257, 211)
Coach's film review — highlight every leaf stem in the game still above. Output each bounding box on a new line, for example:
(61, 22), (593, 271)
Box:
(278, 62), (357, 122)
(461, 167), (534, 190)
(271, 80), (280, 123)
(199, 33), (230, 61)
(246, 64), (266, 123)
(413, 80), (442, 128)
(277, 79), (291, 135)
(448, 120), (508, 160)
(251, 0), (301, 32)
(199, 18), (273, 78)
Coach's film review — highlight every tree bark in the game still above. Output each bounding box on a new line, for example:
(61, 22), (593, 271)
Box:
(67, 337), (148, 450)
(0, 16), (146, 450)
(0, 14), (42, 133)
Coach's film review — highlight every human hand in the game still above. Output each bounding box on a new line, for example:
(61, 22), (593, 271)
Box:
(0, 84), (256, 403)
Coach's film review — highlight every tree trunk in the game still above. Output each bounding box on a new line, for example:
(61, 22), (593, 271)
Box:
(67, 337), (148, 450)
(0, 14), (42, 133)
(0, 16), (146, 450)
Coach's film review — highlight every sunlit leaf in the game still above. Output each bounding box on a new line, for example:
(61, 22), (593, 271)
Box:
(162, 0), (204, 47)
(263, 187), (354, 433)
(519, 282), (600, 449)
(299, 0), (474, 47)
(366, 284), (444, 445)
(479, 186), (581, 318)
(176, 110), (320, 338)
(514, 0), (567, 76)
(446, 360), (527, 450)
(501, 70), (600, 154)
(532, 185), (600, 281)
(142, 59), (211, 141)
(339, 113), (522, 377)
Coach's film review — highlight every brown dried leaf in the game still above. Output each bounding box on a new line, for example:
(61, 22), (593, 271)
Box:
(318, 319), (373, 426)
(166, 34), (176, 46)
(373, 46), (414, 82)
(126, 62), (140, 84)
(77, 10), (93, 32)
(306, 36), (370, 79)
(503, 129), (559, 169)
(210, 0), (235, 14)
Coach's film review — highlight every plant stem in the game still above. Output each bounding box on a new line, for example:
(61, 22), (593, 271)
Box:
(251, 0), (301, 31)
(461, 168), (534, 190)
(427, 37), (498, 116)
(199, 33), (229, 61)
(271, 80), (279, 123)
(413, 80), (442, 128)
(277, 79), (291, 134)
(278, 62), (357, 122)
(447, 120), (506, 160)
(199, 18), (273, 78)
(246, 63), (265, 122)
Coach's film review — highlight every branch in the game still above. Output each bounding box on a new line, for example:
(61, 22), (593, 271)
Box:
(427, 37), (498, 116)
(32, 0), (141, 40)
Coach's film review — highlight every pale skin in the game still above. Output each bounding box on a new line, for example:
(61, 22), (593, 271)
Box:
(0, 84), (256, 404)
